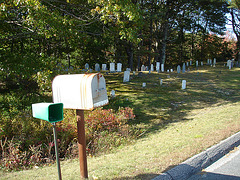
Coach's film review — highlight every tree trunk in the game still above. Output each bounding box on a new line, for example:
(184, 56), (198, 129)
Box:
(126, 42), (133, 70)
(159, 22), (168, 65)
(231, 9), (240, 62)
(148, 1), (153, 67)
(159, 2), (170, 65)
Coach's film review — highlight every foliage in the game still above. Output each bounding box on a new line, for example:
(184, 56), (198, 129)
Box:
(0, 88), (136, 171)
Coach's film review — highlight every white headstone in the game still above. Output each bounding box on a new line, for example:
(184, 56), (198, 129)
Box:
(160, 79), (163, 86)
(151, 64), (154, 72)
(209, 59), (212, 65)
(182, 80), (186, 89)
(227, 60), (231, 68)
(141, 65), (145, 71)
(156, 62), (160, 72)
(177, 65), (181, 74)
(190, 60), (192, 66)
(142, 83), (146, 87)
(196, 61), (198, 67)
(170, 69), (173, 72)
(85, 63), (89, 70)
(167, 69), (169, 72)
(117, 63), (122, 72)
(102, 64), (107, 71)
(95, 63), (100, 71)
(110, 63), (115, 72)
(186, 62), (189, 67)
(161, 64), (164, 72)
(123, 71), (130, 82)
(182, 63), (186, 73)
(110, 90), (115, 98)
(201, 62), (203, 66)
(213, 58), (216, 65)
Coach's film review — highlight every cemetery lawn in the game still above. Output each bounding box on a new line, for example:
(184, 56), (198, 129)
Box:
(1, 64), (240, 180)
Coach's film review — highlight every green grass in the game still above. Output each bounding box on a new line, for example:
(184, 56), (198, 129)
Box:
(1, 63), (240, 179)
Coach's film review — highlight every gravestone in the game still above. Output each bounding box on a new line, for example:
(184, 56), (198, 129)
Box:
(85, 63), (89, 70)
(161, 64), (164, 72)
(126, 68), (131, 72)
(167, 70), (169, 72)
(170, 69), (173, 72)
(102, 64), (107, 71)
(227, 60), (232, 68)
(196, 61), (198, 67)
(182, 63), (186, 73)
(110, 90), (115, 98)
(123, 71), (130, 82)
(213, 58), (216, 65)
(209, 59), (212, 65)
(151, 64), (154, 72)
(142, 83), (146, 87)
(145, 66), (149, 71)
(186, 62), (189, 67)
(182, 80), (186, 90)
(156, 62), (160, 72)
(177, 65), (181, 74)
(117, 63), (122, 72)
(159, 78), (163, 86)
(110, 63), (115, 73)
(95, 63), (100, 72)
(201, 62), (203, 66)
(141, 65), (145, 71)
(190, 60), (192, 66)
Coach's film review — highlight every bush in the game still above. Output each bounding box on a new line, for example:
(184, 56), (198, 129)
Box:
(0, 92), (137, 171)
(85, 107), (135, 155)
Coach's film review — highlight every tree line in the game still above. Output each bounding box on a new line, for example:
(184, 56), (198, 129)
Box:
(0, 0), (239, 85)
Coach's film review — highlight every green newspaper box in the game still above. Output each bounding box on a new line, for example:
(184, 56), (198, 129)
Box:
(32, 103), (63, 123)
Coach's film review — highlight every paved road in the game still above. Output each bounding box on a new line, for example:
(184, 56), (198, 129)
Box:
(188, 145), (240, 180)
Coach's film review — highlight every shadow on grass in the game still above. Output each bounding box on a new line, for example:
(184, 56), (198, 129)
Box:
(104, 65), (240, 139)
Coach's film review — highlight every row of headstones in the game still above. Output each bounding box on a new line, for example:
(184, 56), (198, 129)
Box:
(123, 58), (218, 83)
(142, 79), (187, 89)
(85, 63), (128, 72)
(85, 58), (218, 74)
(111, 78), (187, 97)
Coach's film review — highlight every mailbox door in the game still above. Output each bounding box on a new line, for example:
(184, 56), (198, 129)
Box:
(91, 74), (108, 108)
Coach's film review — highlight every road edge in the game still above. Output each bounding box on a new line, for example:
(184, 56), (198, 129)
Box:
(152, 131), (240, 180)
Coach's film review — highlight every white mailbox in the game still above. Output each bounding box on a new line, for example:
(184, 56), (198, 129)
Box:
(52, 73), (108, 110)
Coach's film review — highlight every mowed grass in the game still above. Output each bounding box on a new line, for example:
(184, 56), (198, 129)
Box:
(1, 63), (240, 179)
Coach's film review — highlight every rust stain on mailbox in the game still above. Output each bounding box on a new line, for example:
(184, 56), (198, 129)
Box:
(52, 73), (108, 110)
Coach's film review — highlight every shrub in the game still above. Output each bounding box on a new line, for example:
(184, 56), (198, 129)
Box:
(85, 107), (135, 155)
(0, 89), (137, 170)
